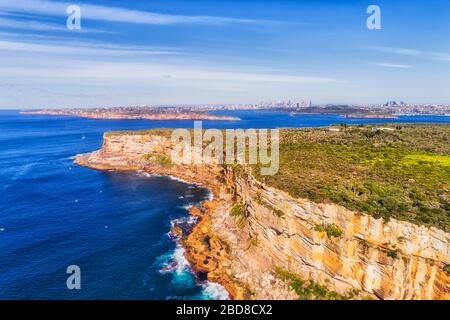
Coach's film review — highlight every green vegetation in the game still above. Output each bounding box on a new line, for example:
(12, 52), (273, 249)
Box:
(272, 208), (285, 218)
(257, 197), (285, 217)
(249, 235), (259, 247)
(230, 203), (245, 218)
(230, 202), (247, 228)
(386, 248), (401, 259)
(402, 154), (450, 167)
(111, 125), (449, 231)
(275, 268), (359, 300)
(106, 128), (175, 137)
(143, 153), (173, 168)
(314, 223), (343, 238)
(255, 124), (450, 232)
(227, 163), (248, 178)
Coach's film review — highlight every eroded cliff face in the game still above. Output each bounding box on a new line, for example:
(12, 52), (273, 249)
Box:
(223, 170), (450, 299)
(75, 133), (450, 300)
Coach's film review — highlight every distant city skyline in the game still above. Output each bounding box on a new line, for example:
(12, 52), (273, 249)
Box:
(0, 0), (449, 108)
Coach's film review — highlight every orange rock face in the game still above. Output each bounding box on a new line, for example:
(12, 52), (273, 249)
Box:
(182, 202), (250, 300)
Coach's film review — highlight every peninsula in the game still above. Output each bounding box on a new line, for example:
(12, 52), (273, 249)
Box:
(21, 107), (240, 121)
(75, 124), (450, 300)
(21, 102), (450, 120)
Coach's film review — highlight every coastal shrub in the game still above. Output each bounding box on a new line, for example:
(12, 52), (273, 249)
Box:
(386, 248), (401, 259)
(142, 153), (152, 161)
(107, 128), (175, 138)
(443, 265), (450, 275)
(259, 198), (285, 217)
(253, 124), (450, 232)
(227, 163), (248, 179)
(274, 268), (358, 300)
(143, 153), (173, 168)
(230, 203), (245, 218)
(272, 208), (285, 218)
(314, 223), (343, 238)
(250, 235), (258, 247)
(230, 203), (247, 228)
(255, 191), (263, 205)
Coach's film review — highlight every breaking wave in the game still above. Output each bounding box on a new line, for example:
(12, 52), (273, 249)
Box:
(201, 282), (230, 300)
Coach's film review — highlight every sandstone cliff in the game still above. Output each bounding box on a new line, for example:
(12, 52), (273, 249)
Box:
(75, 132), (450, 300)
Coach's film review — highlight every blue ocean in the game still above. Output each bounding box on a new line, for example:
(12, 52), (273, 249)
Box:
(0, 110), (448, 299)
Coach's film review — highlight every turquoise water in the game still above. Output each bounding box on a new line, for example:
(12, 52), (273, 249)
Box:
(0, 110), (448, 299)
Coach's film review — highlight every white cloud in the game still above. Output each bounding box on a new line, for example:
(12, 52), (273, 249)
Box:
(0, 57), (335, 84)
(0, 44), (336, 84)
(0, 39), (180, 56)
(370, 46), (422, 56)
(370, 46), (450, 63)
(0, 16), (107, 33)
(0, 37), (335, 84)
(373, 62), (413, 69)
(0, 54), (337, 107)
(157, 68), (335, 83)
(0, 16), (66, 31)
(431, 52), (450, 62)
(0, 0), (273, 26)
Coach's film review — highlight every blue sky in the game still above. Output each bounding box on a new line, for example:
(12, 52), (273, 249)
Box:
(0, 0), (449, 108)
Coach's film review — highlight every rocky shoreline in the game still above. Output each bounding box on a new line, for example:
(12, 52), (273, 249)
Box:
(74, 131), (450, 300)
(74, 151), (250, 299)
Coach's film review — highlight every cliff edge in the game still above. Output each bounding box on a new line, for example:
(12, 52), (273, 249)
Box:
(74, 129), (450, 300)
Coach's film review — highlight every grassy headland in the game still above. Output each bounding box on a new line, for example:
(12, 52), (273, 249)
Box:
(255, 124), (449, 231)
(106, 124), (449, 231)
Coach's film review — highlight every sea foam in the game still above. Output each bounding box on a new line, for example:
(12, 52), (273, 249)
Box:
(202, 282), (230, 300)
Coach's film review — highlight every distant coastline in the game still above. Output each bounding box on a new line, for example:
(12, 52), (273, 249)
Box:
(20, 108), (240, 121)
(344, 113), (398, 119)
(19, 103), (450, 120)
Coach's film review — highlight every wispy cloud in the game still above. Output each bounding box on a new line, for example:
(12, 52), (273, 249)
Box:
(0, 16), (66, 31)
(0, 58), (336, 84)
(369, 46), (450, 63)
(0, 0), (276, 26)
(431, 52), (450, 62)
(0, 40), (336, 85)
(373, 62), (413, 69)
(0, 39), (180, 56)
(370, 46), (422, 57)
(0, 16), (106, 33)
